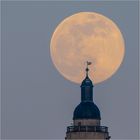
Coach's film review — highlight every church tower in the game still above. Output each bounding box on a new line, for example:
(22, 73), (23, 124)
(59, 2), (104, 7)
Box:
(65, 62), (110, 140)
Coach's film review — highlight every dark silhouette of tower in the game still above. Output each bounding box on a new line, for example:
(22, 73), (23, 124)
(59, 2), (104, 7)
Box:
(65, 62), (110, 140)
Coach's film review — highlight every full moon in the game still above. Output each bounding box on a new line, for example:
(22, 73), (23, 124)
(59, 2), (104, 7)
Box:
(50, 12), (125, 84)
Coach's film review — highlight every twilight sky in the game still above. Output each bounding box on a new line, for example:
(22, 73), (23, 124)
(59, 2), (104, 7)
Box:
(1, 1), (139, 139)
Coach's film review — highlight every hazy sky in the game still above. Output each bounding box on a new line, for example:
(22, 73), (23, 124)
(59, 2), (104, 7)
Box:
(1, 1), (139, 139)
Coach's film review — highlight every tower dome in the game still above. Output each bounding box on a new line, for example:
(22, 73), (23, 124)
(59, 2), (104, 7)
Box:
(73, 102), (101, 120)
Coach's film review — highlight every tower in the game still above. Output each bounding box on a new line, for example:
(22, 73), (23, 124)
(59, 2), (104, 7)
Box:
(65, 62), (110, 140)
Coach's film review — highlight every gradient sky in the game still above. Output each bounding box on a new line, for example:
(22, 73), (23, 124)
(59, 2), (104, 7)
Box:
(1, 1), (139, 139)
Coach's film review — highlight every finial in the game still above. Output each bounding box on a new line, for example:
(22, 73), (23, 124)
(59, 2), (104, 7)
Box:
(86, 61), (92, 77)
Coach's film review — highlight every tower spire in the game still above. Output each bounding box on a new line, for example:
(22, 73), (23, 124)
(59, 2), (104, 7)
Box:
(80, 61), (93, 102)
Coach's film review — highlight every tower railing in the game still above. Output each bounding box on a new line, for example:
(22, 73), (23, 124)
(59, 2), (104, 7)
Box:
(67, 126), (108, 133)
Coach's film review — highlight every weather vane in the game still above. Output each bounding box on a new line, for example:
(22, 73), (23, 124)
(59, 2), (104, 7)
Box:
(86, 61), (92, 77)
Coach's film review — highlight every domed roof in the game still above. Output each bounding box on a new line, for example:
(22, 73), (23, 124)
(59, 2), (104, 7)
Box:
(81, 76), (93, 87)
(73, 102), (101, 120)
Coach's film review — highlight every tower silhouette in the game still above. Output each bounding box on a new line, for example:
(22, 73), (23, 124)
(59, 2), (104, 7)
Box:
(65, 62), (110, 140)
